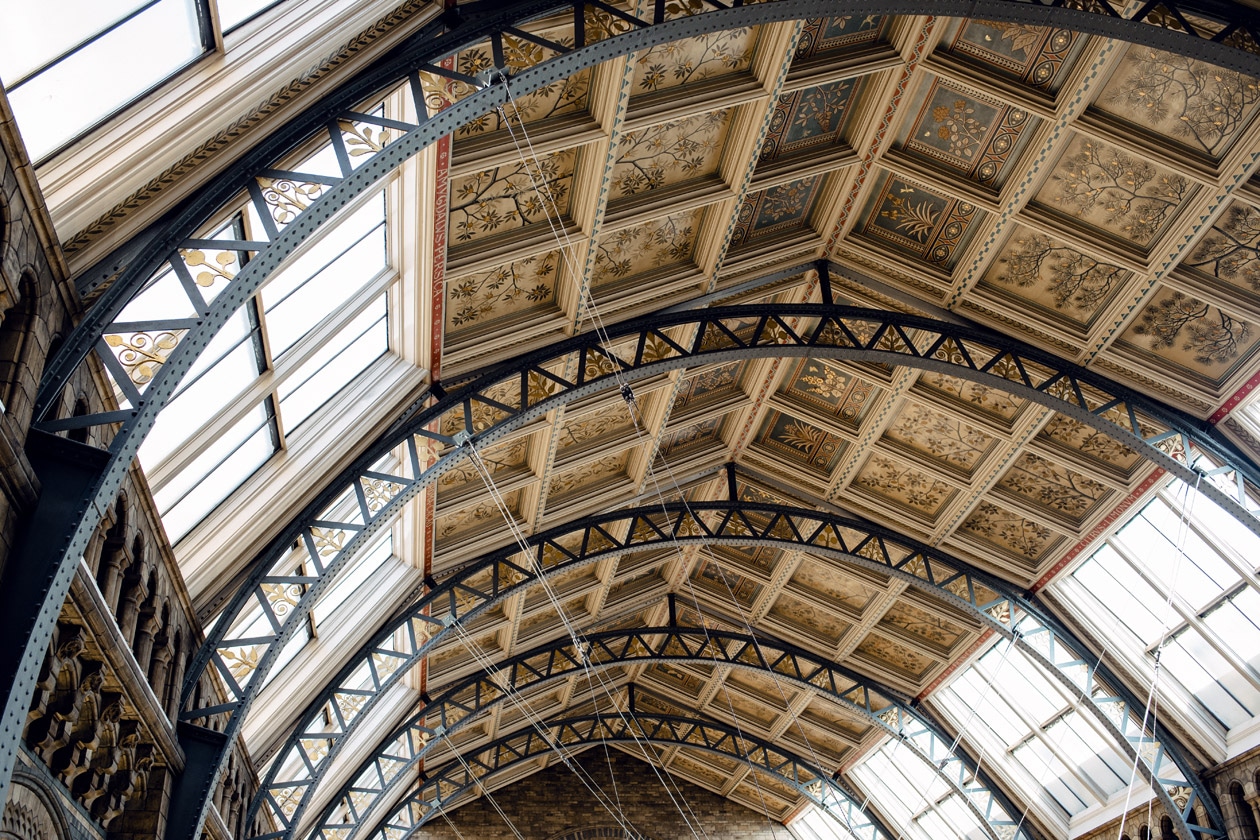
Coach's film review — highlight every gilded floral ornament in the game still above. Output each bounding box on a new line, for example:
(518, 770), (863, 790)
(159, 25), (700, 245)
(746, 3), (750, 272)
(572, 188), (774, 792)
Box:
(262, 582), (304, 618)
(180, 248), (238, 289)
(364, 478), (405, 514)
(339, 120), (392, 156)
(221, 646), (261, 682)
(104, 331), (182, 387)
(258, 177), (329, 226)
(310, 527), (347, 557)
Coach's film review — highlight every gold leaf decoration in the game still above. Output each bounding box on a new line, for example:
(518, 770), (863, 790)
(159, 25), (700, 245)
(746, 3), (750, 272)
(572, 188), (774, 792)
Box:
(104, 331), (183, 386)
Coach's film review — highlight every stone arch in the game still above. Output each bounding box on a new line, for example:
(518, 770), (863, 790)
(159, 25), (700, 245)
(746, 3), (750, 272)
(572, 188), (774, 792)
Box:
(1228, 781), (1257, 838)
(0, 272), (39, 421)
(67, 397), (90, 444)
(1, 770), (69, 840)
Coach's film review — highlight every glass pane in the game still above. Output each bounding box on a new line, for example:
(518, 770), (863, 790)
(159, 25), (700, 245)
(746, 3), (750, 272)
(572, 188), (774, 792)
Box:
(155, 403), (276, 541)
(140, 309), (260, 467)
(1046, 712), (1126, 795)
(1204, 590), (1260, 672)
(1163, 629), (1257, 728)
(1072, 547), (1167, 644)
(217, 0), (283, 32)
(0, 0), (152, 82)
(1012, 739), (1088, 816)
(5, 0), (203, 160)
(1182, 479), (1260, 571)
(277, 297), (387, 432)
(313, 534), (394, 623)
(261, 193), (386, 357)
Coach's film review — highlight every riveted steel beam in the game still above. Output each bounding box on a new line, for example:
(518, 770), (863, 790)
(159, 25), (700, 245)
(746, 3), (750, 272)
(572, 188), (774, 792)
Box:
(246, 498), (1222, 840)
(13, 0), (1260, 824)
(369, 708), (895, 840)
(293, 623), (1033, 840)
(165, 298), (1252, 840)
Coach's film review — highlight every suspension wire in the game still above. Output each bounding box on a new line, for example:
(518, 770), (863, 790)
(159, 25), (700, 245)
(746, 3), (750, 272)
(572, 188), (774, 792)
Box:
(679, 579), (790, 839)
(1006, 629), (1114, 840)
(457, 84), (721, 838)
(435, 797), (470, 840)
(459, 441), (710, 840)
(446, 744), (526, 840)
(440, 610), (646, 838)
(624, 413), (873, 838)
(498, 81), (626, 355)
(826, 614), (1018, 840)
(1117, 472), (1201, 840)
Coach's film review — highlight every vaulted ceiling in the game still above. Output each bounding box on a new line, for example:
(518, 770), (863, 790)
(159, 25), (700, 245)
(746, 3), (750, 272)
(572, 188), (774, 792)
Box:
(34, 3), (1260, 839)
(314, 7), (1260, 834)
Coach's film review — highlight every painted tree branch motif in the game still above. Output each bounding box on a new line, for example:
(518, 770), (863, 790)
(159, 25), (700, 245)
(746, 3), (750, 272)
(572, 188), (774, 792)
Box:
(962, 501), (1053, 559)
(932, 98), (989, 159)
(611, 110), (729, 198)
(856, 454), (950, 513)
(455, 38), (589, 136)
(450, 151), (571, 242)
(1040, 416), (1139, 468)
(919, 372), (1023, 421)
(635, 28), (752, 92)
(1184, 203), (1260, 289)
(996, 232), (1128, 311)
(1051, 140), (1188, 244)
(998, 453), (1108, 518)
(975, 20), (1045, 58)
(1105, 49), (1260, 154)
(593, 213), (696, 283)
(795, 82), (852, 136)
(1132, 291), (1251, 365)
(885, 404), (994, 471)
(448, 252), (558, 327)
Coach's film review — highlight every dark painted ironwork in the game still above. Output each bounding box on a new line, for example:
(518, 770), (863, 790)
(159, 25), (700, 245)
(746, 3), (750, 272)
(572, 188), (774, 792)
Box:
(295, 624), (1032, 840)
(243, 498), (1221, 840)
(11, 0), (1260, 824)
(370, 708), (893, 840)
(162, 300), (1250, 840)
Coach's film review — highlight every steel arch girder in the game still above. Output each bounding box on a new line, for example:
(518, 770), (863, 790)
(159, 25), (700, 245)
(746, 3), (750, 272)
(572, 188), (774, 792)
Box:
(370, 710), (893, 840)
(296, 624), (1033, 840)
(187, 301), (1260, 784)
(243, 499), (1220, 840)
(10, 0), (1260, 825)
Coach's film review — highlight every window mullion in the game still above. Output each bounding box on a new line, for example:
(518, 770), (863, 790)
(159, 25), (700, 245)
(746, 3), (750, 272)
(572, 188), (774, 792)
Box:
(1108, 537), (1201, 629)
(5, 0), (166, 88)
(973, 663), (1111, 804)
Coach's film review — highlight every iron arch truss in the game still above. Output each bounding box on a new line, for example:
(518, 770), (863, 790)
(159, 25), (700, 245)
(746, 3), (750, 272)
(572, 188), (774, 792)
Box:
(128, 299), (1258, 840)
(242, 499), (1220, 840)
(295, 623), (1034, 840)
(9, 0), (1260, 827)
(368, 708), (893, 840)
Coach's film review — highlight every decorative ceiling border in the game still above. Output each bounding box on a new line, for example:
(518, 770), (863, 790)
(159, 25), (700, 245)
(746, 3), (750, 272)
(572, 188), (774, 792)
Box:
(61, 0), (434, 260)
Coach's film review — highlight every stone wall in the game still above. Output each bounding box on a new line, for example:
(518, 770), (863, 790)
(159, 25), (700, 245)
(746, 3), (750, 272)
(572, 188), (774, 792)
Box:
(0, 86), (267, 840)
(412, 750), (790, 840)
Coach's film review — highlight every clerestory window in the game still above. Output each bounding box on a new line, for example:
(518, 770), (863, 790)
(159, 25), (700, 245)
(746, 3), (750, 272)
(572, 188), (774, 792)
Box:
(0, 0), (289, 162)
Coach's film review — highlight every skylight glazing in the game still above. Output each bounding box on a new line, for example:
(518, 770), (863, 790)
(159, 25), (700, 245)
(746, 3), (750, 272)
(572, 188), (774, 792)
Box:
(138, 189), (392, 543)
(787, 804), (861, 840)
(849, 739), (996, 840)
(0, 0), (207, 161)
(934, 643), (1133, 823)
(1053, 474), (1260, 735)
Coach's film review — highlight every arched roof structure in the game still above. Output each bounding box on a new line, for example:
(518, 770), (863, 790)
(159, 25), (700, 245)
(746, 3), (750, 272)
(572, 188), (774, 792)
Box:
(8, 3), (1260, 840)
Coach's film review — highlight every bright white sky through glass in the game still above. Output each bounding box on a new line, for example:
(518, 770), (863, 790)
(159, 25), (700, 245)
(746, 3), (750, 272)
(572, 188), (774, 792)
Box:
(0, 0), (203, 160)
